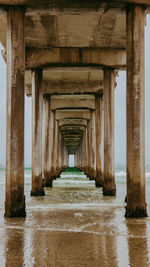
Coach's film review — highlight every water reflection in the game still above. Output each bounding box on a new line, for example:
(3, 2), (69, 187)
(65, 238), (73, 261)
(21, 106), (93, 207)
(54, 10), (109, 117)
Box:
(29, 230), (119, 267)
(0, 172), (150, 266)
(5, 228), (25, 267)
(24, 230), (34, 267)
(126, 220), (150, 266)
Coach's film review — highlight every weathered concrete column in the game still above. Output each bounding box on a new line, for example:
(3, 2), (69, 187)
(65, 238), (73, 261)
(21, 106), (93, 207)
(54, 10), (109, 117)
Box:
(80, 139), (83, 170)
(85, 125), (90, 176)
(58, 131), (63, 174)
(78, 143), (82, 170)
(49, 107), (55, 179)
(5, 6), (26, 218)
(60, 138), (64, 172)
(31, 69), (45, 196)
(75, 148), (79, 169)
(63, 141), (67, 170)
(80, 142), (83, 171)
(95, 96), (104, 187)
(43, 95), (53, 187)
(58, 131), (61, 174)
(64, 143), (69, 169)
(88, 117), (92, 178)
(62, 138), (65, 172)
(89, 110), (96, 180)
(74, 151), (77, 168)
(126, 5), (147, 217)
(53, 119), (59, 178)
(103, 69), (116, 196)
(82, 131), (87, 173)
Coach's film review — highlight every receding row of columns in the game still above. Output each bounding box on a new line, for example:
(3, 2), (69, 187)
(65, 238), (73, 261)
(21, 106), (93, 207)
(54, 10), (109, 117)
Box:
(31, 72), (70, 196)
(74, 72), (115, 197)
(43, 95), (69, 188)
(4, 4), (148, 218)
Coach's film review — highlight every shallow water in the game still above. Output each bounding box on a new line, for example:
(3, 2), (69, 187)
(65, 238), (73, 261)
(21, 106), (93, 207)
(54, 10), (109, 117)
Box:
(0, 167), (150, 266)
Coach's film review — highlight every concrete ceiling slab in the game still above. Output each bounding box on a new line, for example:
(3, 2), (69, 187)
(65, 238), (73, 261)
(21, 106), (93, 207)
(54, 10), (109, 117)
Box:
(0, 6), (126, 49)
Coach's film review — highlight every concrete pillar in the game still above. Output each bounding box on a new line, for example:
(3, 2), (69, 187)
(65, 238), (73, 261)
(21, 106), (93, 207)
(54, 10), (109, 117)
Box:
(43, 95), (53, 187)
(126, 5), (147, 217)
(85, 126), (89, 176)
(53, 119), (59, 178)
(60, 139), (64, 172)
(49, 106), (55, 179)
(88, 117), (92, 178)
(82, 131), (87, 173)
(58, 132), (63, 174)
(62, 139), (65, 171)
(89, 110), (96, 180)
(62, 141), (66, 170)
(79, 144), (82, 170)
(75, 148), (79, 169)
(58, 132), (62, 173)
(78, 143), (82, 170)
(95, 96), (104, 187)
(31, 69), (45, 196)
(74, 151), (77, 168)
(5, 6), (26, 217)
(81, 140), (84, 171)
(80, 142), (83, 171)
(64, 144), (69, 168)
(103, 69), (116, 196)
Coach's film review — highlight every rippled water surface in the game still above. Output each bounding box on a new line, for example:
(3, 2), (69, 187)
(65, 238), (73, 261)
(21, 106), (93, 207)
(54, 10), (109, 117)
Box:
(1, 166), (150, 266)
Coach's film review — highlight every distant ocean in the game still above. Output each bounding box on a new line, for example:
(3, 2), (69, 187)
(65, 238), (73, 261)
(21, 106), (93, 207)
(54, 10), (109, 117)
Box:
(0, 165), (150, 185)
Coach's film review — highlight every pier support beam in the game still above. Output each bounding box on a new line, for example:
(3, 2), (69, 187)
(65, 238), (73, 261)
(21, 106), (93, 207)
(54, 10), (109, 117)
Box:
(62, 140), (66, 171)
(95, 96), (104, 187)
(91, 110), (97, 179)
(31, 69), (45, 196)
(88, 111), (96, 180)
(103, 69), (116, 196)
(53, 119), (59, 178)
(88, 117), (92, 179)
(64, 144), (69, 169)
(43, 96), (53, 187)
(85, 126), (90, 176)
(58, 132), (64, 174)
(5, 6), (26, 217)
(125, 5), (147, 217)
(82, 131), (87, 173)
(48, 107), (55, 180)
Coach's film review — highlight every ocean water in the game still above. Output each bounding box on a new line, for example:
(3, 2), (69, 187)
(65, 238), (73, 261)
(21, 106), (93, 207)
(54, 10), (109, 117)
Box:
(0, 166), (150, 266)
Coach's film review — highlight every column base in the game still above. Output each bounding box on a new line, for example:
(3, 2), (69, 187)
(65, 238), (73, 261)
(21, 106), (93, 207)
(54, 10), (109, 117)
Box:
(103, 187), (116, 196)
(5, 196), (26, 218)
(95, 180), (104, 187)
(51, 175), (57, 180)
(89, 176), (95, 181)
(96, 171), (104, 187)
(125, 206), (148, 218)
(31, 188), (45, 196)
(44, 179), (53, 187)
(89, 168), (96, 180)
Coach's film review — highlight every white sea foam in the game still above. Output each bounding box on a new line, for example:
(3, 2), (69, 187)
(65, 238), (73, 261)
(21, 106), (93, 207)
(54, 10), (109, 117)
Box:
(115, 171), (126, 177)
(1, 169), (150, 185)
(60, 174), (87, 178)
(27, 202), (121, 211)
(146, 172), (150, 178)
(115, 171), (150, 178)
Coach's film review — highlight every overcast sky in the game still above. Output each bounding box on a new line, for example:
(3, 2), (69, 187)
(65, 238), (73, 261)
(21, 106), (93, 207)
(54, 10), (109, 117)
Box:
(0, 15), (150, 167)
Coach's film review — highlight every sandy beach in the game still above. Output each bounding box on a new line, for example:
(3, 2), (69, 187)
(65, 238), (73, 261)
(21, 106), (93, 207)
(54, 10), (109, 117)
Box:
(0, 167), (150, 266)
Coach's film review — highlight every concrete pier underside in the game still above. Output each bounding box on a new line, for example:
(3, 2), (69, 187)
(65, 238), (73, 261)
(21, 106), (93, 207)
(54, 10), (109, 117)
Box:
(0, 1), (149, 218)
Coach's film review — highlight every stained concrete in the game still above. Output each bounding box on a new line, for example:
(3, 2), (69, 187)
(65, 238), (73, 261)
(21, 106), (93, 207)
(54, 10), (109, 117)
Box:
(2, 1), (149, 218)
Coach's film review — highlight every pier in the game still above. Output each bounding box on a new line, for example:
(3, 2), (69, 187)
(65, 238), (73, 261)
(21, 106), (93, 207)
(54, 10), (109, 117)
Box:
(0, 0), (149, 218)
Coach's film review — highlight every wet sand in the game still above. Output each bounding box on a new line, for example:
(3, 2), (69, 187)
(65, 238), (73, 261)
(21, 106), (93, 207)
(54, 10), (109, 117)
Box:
(0, 173), (150, 266)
